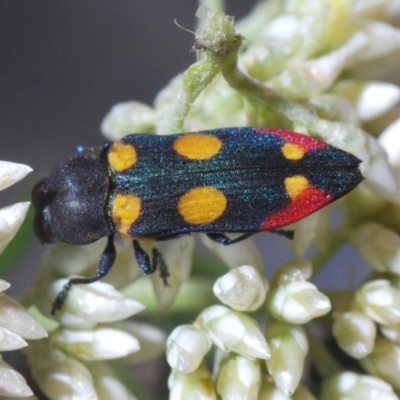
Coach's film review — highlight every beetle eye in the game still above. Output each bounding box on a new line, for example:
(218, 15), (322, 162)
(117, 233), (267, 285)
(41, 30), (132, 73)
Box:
(33, 209), (57, 244)
(31, 178), (46, 208)
(32, 178), (58, 244)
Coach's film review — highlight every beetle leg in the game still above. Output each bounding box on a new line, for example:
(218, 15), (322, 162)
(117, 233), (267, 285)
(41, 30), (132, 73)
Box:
(206, 232), (254, 245)
(51, 234), (116, 315)
(133, 242), (170, 285)
(206, 230), (294, 246)
(134, 242), (169, 285)
(152, 248), (170, 286)
(133, 240), (154, 274)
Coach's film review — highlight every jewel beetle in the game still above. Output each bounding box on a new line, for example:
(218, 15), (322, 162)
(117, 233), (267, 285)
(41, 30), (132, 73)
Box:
(32, 127), (363, 314)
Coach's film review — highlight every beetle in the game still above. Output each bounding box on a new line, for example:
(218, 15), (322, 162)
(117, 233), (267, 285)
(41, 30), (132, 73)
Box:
(32, 127), (363, 314)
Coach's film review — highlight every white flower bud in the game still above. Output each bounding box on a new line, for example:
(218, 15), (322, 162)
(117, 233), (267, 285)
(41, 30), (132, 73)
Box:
(0, 355), (33, 397)
(268, 280), (331, 324)
(0, 292), (47, 340)
(332, 311), (376, 358)
(190, 79), (248, 129)
(355, 279), (400, 326)
(30, 346), (97, 400)
(379, 117), (400, 166)
(53, 327), (140, 360)
(258, 380), (292, 400)
(292, 384), (318, 400)
(354, 0), (400, 18)
(213, 265), (267, 311)
(360, 336), (400, 391)
(217, 355), (261, 400)
(350, 223), (400, 274)
(167, 324), (211, 373)
(115, 321), (166, 364)
(51, 280), (145, 328)
(196, 305), (270, 359)
(0, 326), (27, 351)
(270, 31), (368, 98)
(266, 322), (308, 396)
(101, 101), (155, 141)
(381, 325), (400, 344)
(0, 161), (32, 191)
(355, 21), (400, 63)
(321, 371), (398, 400)
(333, 80), (400, 121)
(363, 134), (399, 201)
(0, 202), (30, 255)
(168, 363), (216, 400)
(274, 259), (313, 284)
(0, 280), (10, 292)
(154, 74), (181, 119)
(91, 361), (137, 400)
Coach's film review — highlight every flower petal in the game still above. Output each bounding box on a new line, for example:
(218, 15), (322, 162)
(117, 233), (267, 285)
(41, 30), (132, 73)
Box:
(0, 326), (27, 351)
(0, 161), (32, 191)
(0, 355), (33, 397)
(0, 292), (47, 340)
(0, 202), (30, 256)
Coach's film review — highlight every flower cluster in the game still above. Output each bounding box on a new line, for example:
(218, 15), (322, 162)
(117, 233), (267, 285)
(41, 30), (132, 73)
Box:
(29, 238), (167, 399)
(27, 0), (400, 398)
(0, 161), (47, 397)
(167, 262), (330, 398)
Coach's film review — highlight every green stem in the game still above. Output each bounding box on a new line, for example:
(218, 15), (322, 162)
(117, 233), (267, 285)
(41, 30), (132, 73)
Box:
(306, 327), (342, 377)
(217, 45), (317, 132)
(156, 58), (220, 134)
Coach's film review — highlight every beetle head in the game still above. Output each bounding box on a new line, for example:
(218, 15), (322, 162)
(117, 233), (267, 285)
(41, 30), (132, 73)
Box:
(32, 147), (112, 245)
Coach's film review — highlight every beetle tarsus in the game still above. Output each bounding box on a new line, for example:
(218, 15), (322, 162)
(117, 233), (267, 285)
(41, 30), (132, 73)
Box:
(206, 232), (254, 245)
(152, 248), (170, 286)
(271, 229), (294, 240)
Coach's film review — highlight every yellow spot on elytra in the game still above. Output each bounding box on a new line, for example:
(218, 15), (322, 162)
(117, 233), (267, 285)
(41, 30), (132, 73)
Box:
(108, 142), (137, 172)
(178, 187), (227, 225)
(173, 133), (222, 160)
(112, 193), (141, 235)
(285, 175), (309, 200)
(281, 143), (305, 160)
